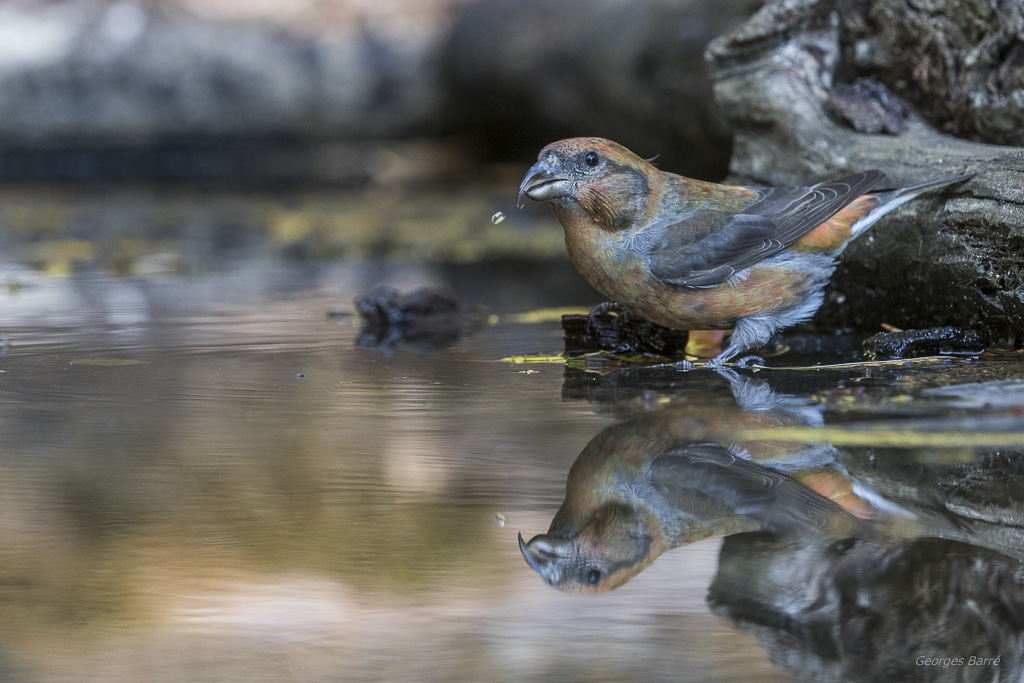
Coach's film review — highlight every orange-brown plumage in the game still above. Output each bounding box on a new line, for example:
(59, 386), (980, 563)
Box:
(793, 194), (881, 253)
(519, 398), (880, 593)
(519, 137), (971, 365)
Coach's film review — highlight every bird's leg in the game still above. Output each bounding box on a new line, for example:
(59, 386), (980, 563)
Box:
(705, 345), (765, 369)
(704, 315), (774, 369)
(703, 344), (740, 369)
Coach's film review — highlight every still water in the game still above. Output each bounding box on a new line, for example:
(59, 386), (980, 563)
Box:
(1, 256), (1023, 682)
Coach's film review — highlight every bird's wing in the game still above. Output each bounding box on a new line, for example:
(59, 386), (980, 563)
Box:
(645, 170), (884, 288)
(651, 445), (873, 537)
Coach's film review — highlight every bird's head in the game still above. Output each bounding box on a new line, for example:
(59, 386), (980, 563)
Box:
(518, 502), (656, 594)
(518, 137), (656, 231)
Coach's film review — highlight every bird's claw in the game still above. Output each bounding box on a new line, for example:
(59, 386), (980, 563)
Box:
(587, 301), (622, 319)
(704, 356), (725, 370)
(674, 359), (694, 370)
(733, 355), (764, 369)
(586, 301), (623, 336)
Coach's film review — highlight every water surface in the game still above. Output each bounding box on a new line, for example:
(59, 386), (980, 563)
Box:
(1, 256), (1022, 682)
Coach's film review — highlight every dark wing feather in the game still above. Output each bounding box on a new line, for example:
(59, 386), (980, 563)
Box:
(651, 445), (874, 537)
(647, 170), (885, 288)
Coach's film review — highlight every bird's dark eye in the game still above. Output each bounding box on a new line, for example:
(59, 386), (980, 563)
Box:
(586, 569), (601, 585)
(584, 151), (600, 167)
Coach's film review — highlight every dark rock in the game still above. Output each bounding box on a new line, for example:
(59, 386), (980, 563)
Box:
(562, 308), (689, 357)
(838, 0), (1024, 147)
(827, 77), (906, 134)
(863, 327), (986, 359)
(353, 285), (487, 355)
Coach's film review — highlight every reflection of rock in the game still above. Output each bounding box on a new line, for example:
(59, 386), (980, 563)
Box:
(354, 285), (487, 355)
(710, 532), (1024, 682)
(707, 0), (1024, 343)
(837, 447), (1024, 560)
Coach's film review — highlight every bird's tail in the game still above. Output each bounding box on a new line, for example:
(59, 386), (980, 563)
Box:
(849, 171), (973, 240)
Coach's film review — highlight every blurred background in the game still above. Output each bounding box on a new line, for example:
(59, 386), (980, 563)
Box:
(0, 0), (760, 279)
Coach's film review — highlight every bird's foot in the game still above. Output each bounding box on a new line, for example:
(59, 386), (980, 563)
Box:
(587, 301), (623, 321)
(586, 301), (624, 337)
(733, 355), (764, 369)
(674, 359), (694, 370)
(704, 355), (726, 370)
(704, 347), (760, 370)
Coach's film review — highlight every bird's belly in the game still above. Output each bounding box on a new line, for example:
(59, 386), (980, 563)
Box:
(567, 234), (828, 331)
(621, 265), (821, 331)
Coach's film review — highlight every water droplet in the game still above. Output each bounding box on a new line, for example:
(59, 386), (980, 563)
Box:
(491, 211), (506, 225)
(495, 513), (506, 527)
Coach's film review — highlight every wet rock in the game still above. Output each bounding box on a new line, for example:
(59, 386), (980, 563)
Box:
(707, 0), (1024, 344)
(863, 327), (986, 359)
(562, 308), (689, 357)
(354, 285), (487, 355)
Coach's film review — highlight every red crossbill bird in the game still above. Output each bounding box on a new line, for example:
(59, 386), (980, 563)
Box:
(518, 137), (972, 366)
(518, 396), (881, 594)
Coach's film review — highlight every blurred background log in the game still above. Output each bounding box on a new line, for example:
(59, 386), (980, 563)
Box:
(0, 0), (757, 185)
(444, 0), (759, 179)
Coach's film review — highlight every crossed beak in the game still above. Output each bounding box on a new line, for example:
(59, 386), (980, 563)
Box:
(518, 532), (573, 585)
(517, 160), (571, 208)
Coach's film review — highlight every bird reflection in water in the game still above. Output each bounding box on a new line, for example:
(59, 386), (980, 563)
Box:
(519, 370), (892, 593)
(520, 368), (1024, 681)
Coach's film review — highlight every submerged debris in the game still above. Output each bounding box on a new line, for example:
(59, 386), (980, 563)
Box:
(354, 285), (488, 355)
(863, 327), (986, 360)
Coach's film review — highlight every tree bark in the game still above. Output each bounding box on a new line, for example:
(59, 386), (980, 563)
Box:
(706, 0), (1024, 344)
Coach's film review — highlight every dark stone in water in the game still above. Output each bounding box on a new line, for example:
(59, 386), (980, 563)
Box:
(354, 285), (485, 355)
(562, 307), (689, 357)
(863, 327), (986, 359)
